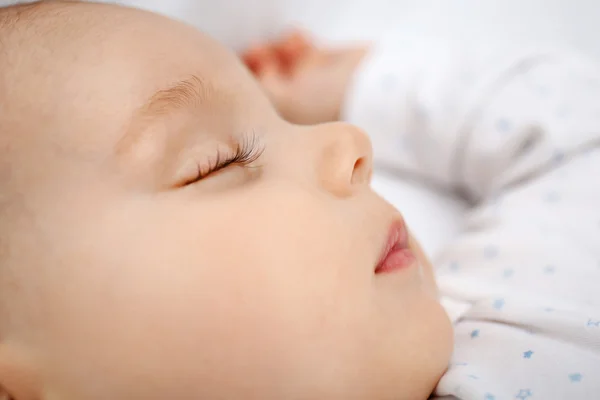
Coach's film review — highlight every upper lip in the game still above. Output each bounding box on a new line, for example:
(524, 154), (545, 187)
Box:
(375, 220), (409, 272)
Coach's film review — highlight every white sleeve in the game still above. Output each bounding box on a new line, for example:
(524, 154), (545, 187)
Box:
(344, 37), (600, 399)
(341, 36), (600, 202)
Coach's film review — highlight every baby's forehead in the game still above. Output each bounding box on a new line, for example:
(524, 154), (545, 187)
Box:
(0, 2), (249, 158)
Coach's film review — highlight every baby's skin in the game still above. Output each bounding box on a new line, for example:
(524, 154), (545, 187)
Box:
(0, 2), (452, 399)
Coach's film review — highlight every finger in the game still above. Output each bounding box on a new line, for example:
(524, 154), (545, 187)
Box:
(274, 30), (314, 75)
(241, 45), (279, 77)
(258, 61), (293, 111)
(259, 60), (287, 90)
(277, 30), (313, 56)
(240, 47), (263, 75)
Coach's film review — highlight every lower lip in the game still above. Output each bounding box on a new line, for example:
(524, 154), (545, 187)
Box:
(375, 245), (416, 274)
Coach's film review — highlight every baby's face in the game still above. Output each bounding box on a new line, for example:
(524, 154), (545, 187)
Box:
(0, 3), (452, 399)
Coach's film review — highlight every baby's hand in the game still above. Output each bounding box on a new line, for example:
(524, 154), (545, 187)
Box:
(241, 31), (369, 125)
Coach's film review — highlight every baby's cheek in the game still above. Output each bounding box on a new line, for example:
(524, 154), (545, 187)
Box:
(224, 186), (376, 356)
(409, 233), (439, 296)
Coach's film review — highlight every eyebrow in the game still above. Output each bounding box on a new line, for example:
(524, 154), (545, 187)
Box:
(140, 75), (213, 117)
(116, 75), (214, 154)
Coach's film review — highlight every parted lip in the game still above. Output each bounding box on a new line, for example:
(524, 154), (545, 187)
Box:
(374, 220), (411, 274)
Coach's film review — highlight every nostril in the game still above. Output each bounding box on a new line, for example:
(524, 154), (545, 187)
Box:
(351, 157), (367, 184)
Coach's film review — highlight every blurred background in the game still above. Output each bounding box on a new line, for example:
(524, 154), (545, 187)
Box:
(2, 0), (600, 58)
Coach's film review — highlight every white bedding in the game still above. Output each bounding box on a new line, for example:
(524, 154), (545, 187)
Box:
(344, 33), (600, 398)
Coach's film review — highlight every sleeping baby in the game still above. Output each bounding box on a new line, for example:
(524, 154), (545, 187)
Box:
(0, 2), (598, 399)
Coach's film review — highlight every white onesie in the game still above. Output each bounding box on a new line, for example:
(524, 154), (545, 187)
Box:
(342, 36), (600, 399)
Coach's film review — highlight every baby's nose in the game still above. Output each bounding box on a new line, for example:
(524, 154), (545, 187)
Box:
(308, 122), (373, 197)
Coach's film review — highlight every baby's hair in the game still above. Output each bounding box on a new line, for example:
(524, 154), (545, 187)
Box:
(0, 1), (46, 30)
(0, 1), (78, 35)
(1, 2), (55, 69)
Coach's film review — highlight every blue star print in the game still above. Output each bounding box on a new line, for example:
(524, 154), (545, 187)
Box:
(523, 350), (534, 359)
(471, 329), (480, 338)
(493, 298), (505, 310)
(503, 268), (514, 278)
(587, 319), (600, 327)
(484, 394), (496, 400)
(535, 84), (549, 96)
(496, 118), (511, 132)
(552, 150), (565, 163)
(544, 265), (556, 274)
(569, 373), (583, 382)
(515, 388), (533, 399)
(544, 191), (561, 202)
(468, 374), (479, 380)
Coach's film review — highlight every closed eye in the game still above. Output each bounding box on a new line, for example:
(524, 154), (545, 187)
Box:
(181, 132), (264, 186)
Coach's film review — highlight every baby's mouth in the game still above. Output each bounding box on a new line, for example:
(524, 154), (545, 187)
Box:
(374, 220), (416, 274)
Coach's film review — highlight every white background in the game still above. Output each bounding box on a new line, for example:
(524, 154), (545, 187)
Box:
(2, 0), (600, 58)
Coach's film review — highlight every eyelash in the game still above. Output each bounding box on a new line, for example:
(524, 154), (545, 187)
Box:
(187, 132), (264, 184)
